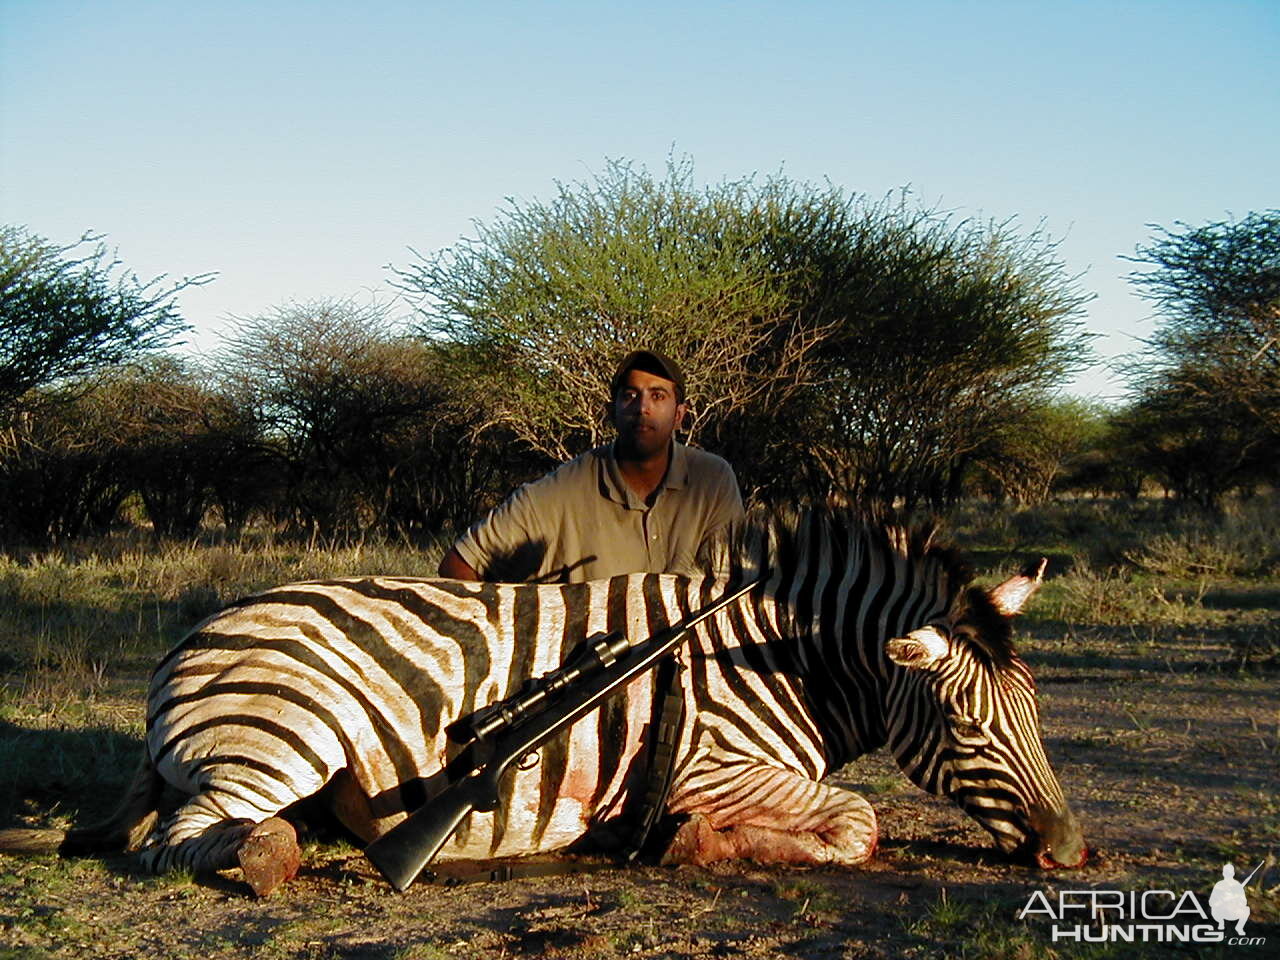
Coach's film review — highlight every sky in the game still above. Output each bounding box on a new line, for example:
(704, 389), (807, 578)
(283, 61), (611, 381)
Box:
(2, 0), (1277, 401)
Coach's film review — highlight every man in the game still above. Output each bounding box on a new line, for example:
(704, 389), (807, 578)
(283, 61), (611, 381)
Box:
(438, 349), (743, 583)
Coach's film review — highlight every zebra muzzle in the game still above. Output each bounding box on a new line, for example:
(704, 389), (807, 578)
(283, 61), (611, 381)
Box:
(1025, 802), (1088, 869)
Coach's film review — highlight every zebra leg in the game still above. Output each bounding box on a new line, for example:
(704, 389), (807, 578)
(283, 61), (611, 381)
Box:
(317, 767), (400, 844)
(137, 790), (301, 897)
(663, 762), (878, 867)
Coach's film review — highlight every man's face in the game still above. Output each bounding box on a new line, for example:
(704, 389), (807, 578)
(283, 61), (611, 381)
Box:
(612, 367), (687, 459)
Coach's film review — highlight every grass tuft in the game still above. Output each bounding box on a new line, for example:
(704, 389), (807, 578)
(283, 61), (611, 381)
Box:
(903, 890), (1060, 959)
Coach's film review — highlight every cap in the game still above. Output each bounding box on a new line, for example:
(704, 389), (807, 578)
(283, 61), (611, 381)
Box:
(610, 349), (686, 402)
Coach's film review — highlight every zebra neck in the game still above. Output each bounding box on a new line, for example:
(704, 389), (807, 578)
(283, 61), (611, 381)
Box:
(756, 527), (923, 769)
(764, 591), (890, 771)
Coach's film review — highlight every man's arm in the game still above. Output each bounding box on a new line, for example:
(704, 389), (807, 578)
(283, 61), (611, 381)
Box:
(438, 547), (481, 580)
(445, 467), (567, 583)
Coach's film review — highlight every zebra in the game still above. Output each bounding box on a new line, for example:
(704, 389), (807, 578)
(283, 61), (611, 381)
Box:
(0, 506), (1086, 895)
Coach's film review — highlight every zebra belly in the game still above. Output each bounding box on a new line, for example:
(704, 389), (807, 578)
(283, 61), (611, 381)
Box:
(435, 683), (653, 860)
(147, 645), (406, 816)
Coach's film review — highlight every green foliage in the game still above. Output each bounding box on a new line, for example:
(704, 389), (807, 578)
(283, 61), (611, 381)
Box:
(1112, 387), (1275, 511)
(214, 300), (527, 541)
(0, 383), (134, 543)
(1050, 408), (1147, 500)
(1128, 210), (1280, 358)
(1122, 211), (1280, 508)
(973, 397), (1110, 503)
(0, 226), (208, 413)
(397, 158), (1092, 510)
(99, 357), (256, 538)
(902, 892), (1059, 959)
(781, 203), (1093, 510)
(0, 325), (531, 549)
(0, 359), (257, 544)
(396, 157), (818, 463)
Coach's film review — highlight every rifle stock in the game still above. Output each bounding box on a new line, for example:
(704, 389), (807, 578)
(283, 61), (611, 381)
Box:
(364, 577), (758, 891)
(365, 768), (500, 892)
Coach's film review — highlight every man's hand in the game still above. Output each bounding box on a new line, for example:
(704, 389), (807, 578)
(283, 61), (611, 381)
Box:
(438, 547), (481, 581)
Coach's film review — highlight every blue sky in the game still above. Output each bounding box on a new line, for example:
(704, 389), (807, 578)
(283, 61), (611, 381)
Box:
(3, 1), (1277, 399)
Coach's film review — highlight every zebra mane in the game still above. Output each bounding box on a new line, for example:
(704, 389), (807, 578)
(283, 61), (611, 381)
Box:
(699, 503), (1020, 667)
(959, 585), (1020, 669)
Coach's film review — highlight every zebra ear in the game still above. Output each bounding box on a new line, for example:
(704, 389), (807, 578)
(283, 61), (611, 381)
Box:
(988, 558), (1048, 617)
(886, 627), (950, 671)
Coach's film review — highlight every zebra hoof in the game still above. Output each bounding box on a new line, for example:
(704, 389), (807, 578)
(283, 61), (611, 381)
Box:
(237, 817), (300, 897)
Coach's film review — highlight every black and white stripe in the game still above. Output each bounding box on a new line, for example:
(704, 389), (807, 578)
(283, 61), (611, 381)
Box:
(124, 505), (1084, 876)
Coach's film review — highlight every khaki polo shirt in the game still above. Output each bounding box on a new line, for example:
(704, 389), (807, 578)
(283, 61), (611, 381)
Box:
(452, 441), (744, 583)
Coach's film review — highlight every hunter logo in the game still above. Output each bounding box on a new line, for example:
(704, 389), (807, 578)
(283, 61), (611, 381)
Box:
(1211, 863), (1254, 935)
(1018, 861), (1268, 946)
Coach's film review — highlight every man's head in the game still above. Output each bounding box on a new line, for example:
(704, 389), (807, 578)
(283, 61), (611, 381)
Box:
(609, 349), (687, 460)
(610, 349), (686, 404)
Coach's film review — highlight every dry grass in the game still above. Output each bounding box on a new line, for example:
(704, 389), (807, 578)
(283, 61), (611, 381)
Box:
(1, 498), (1277, 958)
(953, 493), (1280, 669)
(0, 534), (447, 678)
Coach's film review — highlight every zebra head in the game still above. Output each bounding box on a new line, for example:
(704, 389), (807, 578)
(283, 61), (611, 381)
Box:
(882, 562), (1087, 869)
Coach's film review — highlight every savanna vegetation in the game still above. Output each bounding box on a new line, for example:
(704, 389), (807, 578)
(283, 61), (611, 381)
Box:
(0, 496), (1276, 958)
(1, 169), (1277, 957)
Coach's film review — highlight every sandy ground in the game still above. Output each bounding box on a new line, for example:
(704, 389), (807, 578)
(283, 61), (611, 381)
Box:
(2, 622), (1277, 959)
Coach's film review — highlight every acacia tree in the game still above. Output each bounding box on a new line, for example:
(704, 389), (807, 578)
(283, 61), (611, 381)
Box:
(0, 382), (132, 543)
(0, 226), (209, 412)
(970, 399), (1110, 504)
(776, 203), (1092, 510)
(0, 359), (256, 544)
(102, 358), (258, 538)
(1046, 403), (1148, 500)
(394, 159), (829, 464)
(1123, 211), (1280, 508)
(1127, 211), (1280, 428)
(216, 300), (412, 537)
(397, 160), (1092, 511)
(214, 300), (507, 540)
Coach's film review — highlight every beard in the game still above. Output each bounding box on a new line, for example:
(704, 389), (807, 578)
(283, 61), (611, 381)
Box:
(615, 418), (673, 460)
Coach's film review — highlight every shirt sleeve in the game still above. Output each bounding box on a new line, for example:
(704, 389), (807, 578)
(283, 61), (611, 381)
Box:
(451, 479), (555, 580)
(702, 458), (745, 541)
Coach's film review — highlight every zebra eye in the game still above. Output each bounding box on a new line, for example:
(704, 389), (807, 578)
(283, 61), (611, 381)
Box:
(950, 718), (985, 741)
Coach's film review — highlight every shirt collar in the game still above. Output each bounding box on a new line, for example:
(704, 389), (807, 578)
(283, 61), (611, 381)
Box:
(600, 439), (688, 508)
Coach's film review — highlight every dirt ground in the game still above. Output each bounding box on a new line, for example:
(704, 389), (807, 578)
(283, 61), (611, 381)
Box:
(2, 622), (1277, 959)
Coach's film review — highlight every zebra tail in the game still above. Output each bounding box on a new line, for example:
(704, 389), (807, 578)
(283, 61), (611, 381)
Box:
(0, 827), (67, 854)
(61, 752), (162, 855)
(0, 752), (161, 858)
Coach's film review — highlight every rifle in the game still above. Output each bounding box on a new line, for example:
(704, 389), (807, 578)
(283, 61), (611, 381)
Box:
(364, 576), (759, 891)
(1241, 859), (1265, 886)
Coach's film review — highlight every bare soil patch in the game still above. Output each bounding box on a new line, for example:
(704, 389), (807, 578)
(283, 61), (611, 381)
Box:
(3, 623), (1278, 959)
